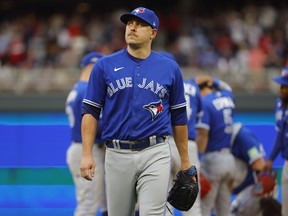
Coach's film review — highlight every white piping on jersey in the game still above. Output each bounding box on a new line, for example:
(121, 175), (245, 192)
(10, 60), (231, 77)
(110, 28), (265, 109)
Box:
(196, 122), (210, 131)
(83, 99), (103, 109)
(170, 102), (186, 110)
(230, 123), (242, 146)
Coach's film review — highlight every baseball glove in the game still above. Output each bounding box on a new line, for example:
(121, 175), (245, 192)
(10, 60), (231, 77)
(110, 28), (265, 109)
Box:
(200, 172), (211, 199)
(251, 171), (277, 197)
(167, 165), (199, 211)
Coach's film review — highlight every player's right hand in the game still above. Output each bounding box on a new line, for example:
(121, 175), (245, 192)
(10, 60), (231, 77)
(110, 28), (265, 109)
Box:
(80, 156), (95, 181)
(264, 160), (273, 171)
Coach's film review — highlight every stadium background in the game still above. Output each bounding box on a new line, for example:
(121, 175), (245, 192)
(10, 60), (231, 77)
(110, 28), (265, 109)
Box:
(0, 0), (287, 215)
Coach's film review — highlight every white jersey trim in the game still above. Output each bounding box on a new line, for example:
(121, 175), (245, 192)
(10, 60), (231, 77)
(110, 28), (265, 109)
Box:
(231, 123), (242, 146)
(196, 122), (210, 131)
(170, 102), (186, 110)
(83, 99), (103, 109)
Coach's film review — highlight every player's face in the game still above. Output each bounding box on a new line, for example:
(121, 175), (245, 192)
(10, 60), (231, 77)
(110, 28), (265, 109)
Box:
(125, 17), (157, 48)
(279, 85), (288, 100)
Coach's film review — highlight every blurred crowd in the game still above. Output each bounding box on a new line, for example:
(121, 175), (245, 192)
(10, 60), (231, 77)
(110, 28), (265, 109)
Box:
(0, 2), (288, 92)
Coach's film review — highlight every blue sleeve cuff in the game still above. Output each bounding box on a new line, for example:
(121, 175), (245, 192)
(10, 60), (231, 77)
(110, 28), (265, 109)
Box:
(171, 107), (188, 125)
(81, 103), (101, 120)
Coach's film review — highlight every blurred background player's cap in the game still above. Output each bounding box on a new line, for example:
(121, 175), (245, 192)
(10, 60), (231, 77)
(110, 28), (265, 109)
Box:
(158, 51), (176, 61)
(120, 7), (159, 30)
(273, 66), (288, 86)
(80, 51), (104, 68)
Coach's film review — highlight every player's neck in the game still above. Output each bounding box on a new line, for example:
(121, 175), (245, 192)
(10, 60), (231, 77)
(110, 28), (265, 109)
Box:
(79, 67), (91, 82)
(127, 45), (151, 59)
(200, 88), (212, 97)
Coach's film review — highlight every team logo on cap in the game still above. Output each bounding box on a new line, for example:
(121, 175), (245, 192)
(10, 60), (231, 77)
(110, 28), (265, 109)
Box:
(133, 8), (145, 14)
(143, 100), (163, 121)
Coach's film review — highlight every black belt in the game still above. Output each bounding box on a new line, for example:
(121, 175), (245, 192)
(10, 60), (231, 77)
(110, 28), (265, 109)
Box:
(105, 135), (166, 151)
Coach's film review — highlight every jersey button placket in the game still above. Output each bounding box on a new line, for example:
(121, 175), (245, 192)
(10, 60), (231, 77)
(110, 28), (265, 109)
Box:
(131, 65), (141, 136)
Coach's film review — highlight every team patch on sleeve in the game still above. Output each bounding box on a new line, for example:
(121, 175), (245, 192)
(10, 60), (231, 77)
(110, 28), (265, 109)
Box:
(248, 147), (260, 159)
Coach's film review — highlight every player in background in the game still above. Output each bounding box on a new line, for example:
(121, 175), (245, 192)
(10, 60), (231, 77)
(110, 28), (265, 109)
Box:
(265, 66), (288, 216)
(195, 75), (236, 216)
(230, 122), (267, 216)
(80, 7), (196, 216)
(65, 52), (107, 216)
(159, 51), (202, 216)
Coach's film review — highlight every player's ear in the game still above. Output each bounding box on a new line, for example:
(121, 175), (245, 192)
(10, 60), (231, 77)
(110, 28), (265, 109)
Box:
(151, 29), (157, 39)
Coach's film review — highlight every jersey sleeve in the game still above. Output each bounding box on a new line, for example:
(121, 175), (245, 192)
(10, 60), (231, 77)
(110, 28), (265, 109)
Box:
(83, 61), (106, 109)
(196, 99), (210, 131)
(269, 99), (282, 161)
(269, 127), (282, 161)
(213, 78), (232, 92)
(169, 66), (187, 125)
(196, 85), (203, 118)
(169, 66), (187, 110)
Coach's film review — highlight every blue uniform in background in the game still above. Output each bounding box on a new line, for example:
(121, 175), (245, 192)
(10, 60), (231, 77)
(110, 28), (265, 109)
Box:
(270, 98), (288, 162)
(231, 123), (266, 194)
(230, 123), (267, 216)
(197, 89), (235, 152)
(196, 86), (236, 216)
(184, 79), (202, 140)
(65, 51), (107, 216)
(66, 81), (102, 144)
(268, 97), (288, 216)
(158, 51), (203, 216)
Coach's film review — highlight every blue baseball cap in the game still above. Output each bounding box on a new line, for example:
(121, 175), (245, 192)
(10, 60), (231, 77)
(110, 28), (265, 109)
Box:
(80, 51), (104, 68)
(273, 66), (288, 86)
(120, 7), (159, 30)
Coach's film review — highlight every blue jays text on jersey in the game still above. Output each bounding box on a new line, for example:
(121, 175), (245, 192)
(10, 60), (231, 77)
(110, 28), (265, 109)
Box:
(82, 49), (187, 141)
(269, 98), (288, 161)
(107, 77), (167, 98)
(196, 90), (235, 152)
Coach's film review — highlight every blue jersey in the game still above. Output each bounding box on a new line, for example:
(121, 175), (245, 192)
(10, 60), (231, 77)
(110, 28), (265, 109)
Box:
(184, 79), (202, 140)
(231, 123), (266, 194)
(196, 89), (235, 152)
(82, 49), (187, 141)
(66, 81), (103, 144)
(269, 98), (288, 161)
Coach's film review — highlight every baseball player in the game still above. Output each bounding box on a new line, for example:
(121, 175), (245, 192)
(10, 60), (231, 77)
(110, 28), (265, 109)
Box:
(265, 66), (288, 216)
(80, 7), (195, 216)
(65, 51), (107, 216)
(159, 51), (203, 216)
(230, 122), (267, 216)
(195, 76), (236, 216)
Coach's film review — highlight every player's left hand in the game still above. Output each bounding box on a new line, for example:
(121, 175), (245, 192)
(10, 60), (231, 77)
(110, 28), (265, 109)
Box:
(167, 165), (199, 211)
(80, 156), (95, 181)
